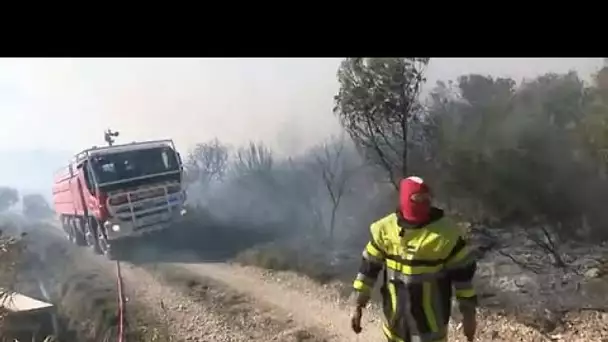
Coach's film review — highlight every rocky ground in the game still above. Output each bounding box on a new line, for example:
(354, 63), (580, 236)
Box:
(177, 262), (607, 342)
(11, 223), (333, 342)
(6, 220), (608, 341)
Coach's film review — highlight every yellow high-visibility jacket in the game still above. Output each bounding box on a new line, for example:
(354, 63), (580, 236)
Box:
(353, 207), (477, 342)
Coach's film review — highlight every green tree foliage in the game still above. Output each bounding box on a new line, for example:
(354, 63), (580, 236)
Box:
(333, 58), (430, 187)
(183, 60), (608, 277)
(332, 57), (608, 241)
(578, 67), (608, 166)
(420, 69), (608, 240)
(0, 187), (18, 213)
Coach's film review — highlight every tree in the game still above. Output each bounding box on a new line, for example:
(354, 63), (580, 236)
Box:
(423, 71), (605, 259)
(22, 194), (52, 220)
(232, 141), (274, 178)
(185, 138), (230, 185)
(0, 187), (18, 213)
(333, 58), (430, 188)
(577, 66), (608, 176)
(424, 75), (518, 212)
(311, 135), (360, 241)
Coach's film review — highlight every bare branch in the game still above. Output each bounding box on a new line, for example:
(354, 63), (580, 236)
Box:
(311, 135), (361, 241)
(185, 138), (230, 185)
(232, 141), (274, 177)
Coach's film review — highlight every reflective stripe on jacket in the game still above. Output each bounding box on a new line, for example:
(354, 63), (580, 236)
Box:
(353, 208), (477, 342)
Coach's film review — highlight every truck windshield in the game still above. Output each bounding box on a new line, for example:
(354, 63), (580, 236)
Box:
(90, 147), (180, 185)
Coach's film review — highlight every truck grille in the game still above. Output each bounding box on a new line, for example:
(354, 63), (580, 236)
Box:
(106, 182), (184, 230)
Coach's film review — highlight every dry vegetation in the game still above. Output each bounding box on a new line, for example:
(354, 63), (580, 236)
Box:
(179, 58), (608, 339)
(2, 58), (608, 340)
(0, 231), (27, 341)
(0, 220), (171, 342)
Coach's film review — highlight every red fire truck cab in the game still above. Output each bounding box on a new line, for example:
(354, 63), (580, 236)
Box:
(52, 139), (187, 259)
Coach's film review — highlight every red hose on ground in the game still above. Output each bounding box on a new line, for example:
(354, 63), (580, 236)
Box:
(116, 260), (125, 342)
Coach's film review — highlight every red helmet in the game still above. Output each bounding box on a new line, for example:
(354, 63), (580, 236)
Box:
(399, 176), (431, 224)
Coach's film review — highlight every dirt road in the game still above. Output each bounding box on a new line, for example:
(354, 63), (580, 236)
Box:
(24, 224), (607, 342)
(140, 261), (385, 342)
(144, 261), (608, 342)
(165, 262), (385, 341)
(28, 224), (381, 341)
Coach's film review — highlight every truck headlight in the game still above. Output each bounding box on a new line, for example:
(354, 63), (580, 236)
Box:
(104, 221), (120, 232)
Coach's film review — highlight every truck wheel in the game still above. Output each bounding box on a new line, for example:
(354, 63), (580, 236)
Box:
(73, 226), (87, 246)
(94, 220), (122, 260)
(60, 216), (71, 241)
(85, 218), (102, 255)
(63, 217), (76, 243)
(97, 232), (111, 258)
(67, 226), (75, 244)
(73, 219), (87, 247)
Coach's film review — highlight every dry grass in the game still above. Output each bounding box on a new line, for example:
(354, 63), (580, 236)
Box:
(234, 243), (337, 284)
(0, 231), (28, 340)
(37, 241), (172, 342)
(4, 224), (173, 342)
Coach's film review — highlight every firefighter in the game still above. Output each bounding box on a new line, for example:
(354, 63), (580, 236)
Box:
(350, 176), (477, 342)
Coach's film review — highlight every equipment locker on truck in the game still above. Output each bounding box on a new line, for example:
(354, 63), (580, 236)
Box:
(51, 139), (187, 260)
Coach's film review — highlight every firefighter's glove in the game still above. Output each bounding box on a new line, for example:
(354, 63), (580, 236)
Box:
(350, 305), (363, 334)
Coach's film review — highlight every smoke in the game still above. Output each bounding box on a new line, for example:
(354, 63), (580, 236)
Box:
(175, 136), (393, 269)
(4, 58), (608, 278)
(170, 63), (608, 278)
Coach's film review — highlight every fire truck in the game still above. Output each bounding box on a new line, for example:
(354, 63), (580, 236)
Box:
(51, 139), (187, 259)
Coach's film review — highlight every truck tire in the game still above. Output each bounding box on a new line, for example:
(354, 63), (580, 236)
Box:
(98, 235), (112, 260)
(92, 219), (123, 260)
(85, 218), (102, 255)
(62, 217), (77, 244)
(60, 216), (71, 241)
(72, 223), (87, 247)
(65, 217), (86, 247)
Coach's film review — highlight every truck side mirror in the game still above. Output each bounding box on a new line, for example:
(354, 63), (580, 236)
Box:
(176, 152), (183, 170)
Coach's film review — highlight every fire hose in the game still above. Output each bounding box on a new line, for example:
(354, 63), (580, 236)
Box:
(115, 260), (125, 342)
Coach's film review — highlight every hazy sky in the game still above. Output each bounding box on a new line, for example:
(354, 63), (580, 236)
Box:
(0, 58), (604, 156)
